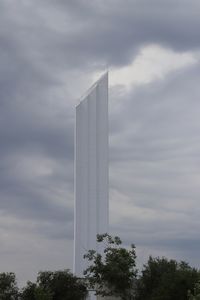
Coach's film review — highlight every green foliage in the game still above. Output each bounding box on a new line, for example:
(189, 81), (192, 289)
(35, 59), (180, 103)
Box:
(188, 280), (200, 300)
(20, 270), (87, 300)
(84, 233), (137, 300)
(136, 256), (199, 300)
(20, 282), (37, 300)
(1, 238), (200, 300)
(0, 272), (18, 300)
(37, 270), (87, 300)
(20, 281), (52, 300)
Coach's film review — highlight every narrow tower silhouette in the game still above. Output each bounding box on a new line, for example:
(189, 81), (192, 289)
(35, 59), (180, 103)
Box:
(74, 73), (109, 278)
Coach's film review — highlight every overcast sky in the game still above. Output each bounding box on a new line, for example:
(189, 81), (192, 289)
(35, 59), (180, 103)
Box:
(1, 0), (200, 285)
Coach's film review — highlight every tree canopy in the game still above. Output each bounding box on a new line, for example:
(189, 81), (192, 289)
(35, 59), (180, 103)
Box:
(188, 280), (200, 300)
(84, 233), (137, 300)
(0, 235), (200, 300)
(136, 256), (199, 300)
(20, 270), (87, 300)
(0, 272), (18, 300)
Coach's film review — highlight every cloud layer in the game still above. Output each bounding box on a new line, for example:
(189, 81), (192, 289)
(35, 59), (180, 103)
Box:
(0, 0), (200, 284)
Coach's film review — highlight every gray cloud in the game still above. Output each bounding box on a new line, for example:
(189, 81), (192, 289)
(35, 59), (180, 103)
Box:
(0, 0), (200, 284)
(109, 62), (200, 267)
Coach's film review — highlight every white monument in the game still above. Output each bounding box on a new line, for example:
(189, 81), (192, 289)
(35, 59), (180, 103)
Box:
(74, 72), (109, 279)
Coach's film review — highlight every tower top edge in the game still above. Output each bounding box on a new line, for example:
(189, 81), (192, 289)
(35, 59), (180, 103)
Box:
(76, 71), (108, 108)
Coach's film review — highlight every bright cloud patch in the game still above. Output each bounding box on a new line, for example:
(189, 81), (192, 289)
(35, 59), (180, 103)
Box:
(110, 45), (197, 88)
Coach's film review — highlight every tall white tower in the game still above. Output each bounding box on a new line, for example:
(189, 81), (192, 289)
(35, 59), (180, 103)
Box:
(74, 73), (109, 277)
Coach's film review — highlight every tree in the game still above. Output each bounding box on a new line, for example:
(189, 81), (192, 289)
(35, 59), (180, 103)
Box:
(20, 281), (52, 300)
(83, 233), (137, 300)
(20, 270), (87, 300)
(188, 280), (200, 300)
(136, 256), (199, 300)
(0, 272), (18, 300)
